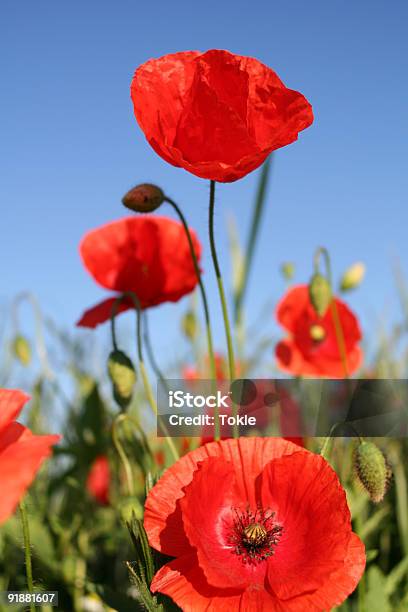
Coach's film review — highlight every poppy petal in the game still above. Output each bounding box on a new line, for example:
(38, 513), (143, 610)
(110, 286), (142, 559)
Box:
(0, 389), (30, 433)
(263, 452), (351, 599)
(151, 553), (278, 612)
(0, 432), (61, 525)
(76, 297), (132, 328)
(181, 457), (262, 589)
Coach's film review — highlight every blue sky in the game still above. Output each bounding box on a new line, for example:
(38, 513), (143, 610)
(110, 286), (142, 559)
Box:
(1, 0), (408, 376)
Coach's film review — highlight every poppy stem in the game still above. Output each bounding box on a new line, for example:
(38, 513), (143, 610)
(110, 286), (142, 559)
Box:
(110, 293), (180, 463)
(164, 196), (220, 440)
(143, 311), (169, 390)
(112, 414), (135, 497)
(19, 501), (36, 612)
(234, 157), (272, 327)
(208, 181), (239, 438)
(314, 247), (350, 377)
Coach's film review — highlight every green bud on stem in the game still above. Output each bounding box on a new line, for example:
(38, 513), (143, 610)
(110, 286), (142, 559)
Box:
(354, 441), (391, 503)
(108, 350), (137, 409)
(309, 273), (332, 317)
(12, 335), (32, 366)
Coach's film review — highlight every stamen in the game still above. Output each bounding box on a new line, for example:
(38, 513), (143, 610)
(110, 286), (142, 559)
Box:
(227, 506), (282, 565)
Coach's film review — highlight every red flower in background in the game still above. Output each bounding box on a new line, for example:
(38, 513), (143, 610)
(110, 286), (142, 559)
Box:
(77, 216), (201, 328)
(144, 437), (365, 611)
(275, 285), (363, 377)
(131, 49), (313, 182)
(0, 389), (60, 525)
(87, 455), (110, 505)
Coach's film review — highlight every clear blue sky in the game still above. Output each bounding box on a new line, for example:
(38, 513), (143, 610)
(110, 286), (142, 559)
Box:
(1, 0), (408, 373)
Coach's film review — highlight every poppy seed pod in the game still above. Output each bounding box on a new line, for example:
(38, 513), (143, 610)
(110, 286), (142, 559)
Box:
(354, 441), (391, 503)
(340, 262), (366, 292)
(107, 350), (137, 409)
(122, 184), (164, 213)
(309, 273), (332, 317)
(12, 335), (32, 366)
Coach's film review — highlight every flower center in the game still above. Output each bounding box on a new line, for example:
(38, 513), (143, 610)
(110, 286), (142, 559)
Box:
(228, 507), (283, 565)
(310, 323), (326, 342)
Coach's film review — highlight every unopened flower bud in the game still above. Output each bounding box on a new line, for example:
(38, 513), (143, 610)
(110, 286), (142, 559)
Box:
(309, 273), (332, 317)
(107, 350), (137, 409)
(181, 310), (198, 341)
(281, 262), (295, 280)
(122, 183), (164, 213)
(354, 441), (391, 503)
(12, 335), (31, 366)
(340, 262), (366, 292)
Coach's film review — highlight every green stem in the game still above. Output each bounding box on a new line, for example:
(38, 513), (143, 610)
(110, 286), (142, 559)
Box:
(143, 311), (168, 390)
(19, 502), (35, 612)
(165, 196), (219, 440)
(110, 294), (179, 463)
(320, 422), (363, 460)
(112, 414), (135, 497)
(208, 180), (238, 438)
(234, 157), (271, 325)
(314, 247), (349, 377)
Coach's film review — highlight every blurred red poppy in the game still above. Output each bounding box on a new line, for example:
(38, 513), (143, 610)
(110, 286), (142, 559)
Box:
(182, 353), (232, 382)
(77, 216), (201, 328)
(144, 437), (365, 610)
(275, 285), (363, 377)
(87, 455), (110, 505)
(0, 389), (60, 525)
(131, 49), (313, 182)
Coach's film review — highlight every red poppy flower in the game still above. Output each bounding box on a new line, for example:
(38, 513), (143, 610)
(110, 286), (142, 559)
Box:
(77, 216), (201, 328)
(144, 437), (365, 611)
(0, 389), (61, 525)
(87, 455), (110, 505)
(131, 49), (313, 182)
(275, 285), (363, 377)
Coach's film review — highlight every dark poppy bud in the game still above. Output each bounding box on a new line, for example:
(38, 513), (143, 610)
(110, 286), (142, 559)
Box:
(181, 310), (198, 341)
(122, 183), (164, 213)
(354, 441), (391, 503)
(107, 350), (137, 409)
(12, 335), (31, 366)
(309, 273), (332, 317)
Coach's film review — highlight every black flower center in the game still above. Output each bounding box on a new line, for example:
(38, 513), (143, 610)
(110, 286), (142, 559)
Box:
(228, 506), (283, 565)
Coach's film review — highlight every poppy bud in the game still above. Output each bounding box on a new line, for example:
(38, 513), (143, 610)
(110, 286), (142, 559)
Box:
(181, 310), (198, 341)
(122, 183), (164, 213)
(281, 262), (295, 280)
(107, 350), (137, 409)
(309, 274), (332, 317)
(12, 335), (31, 366)
(340, 262), (366, 292)
(354, 441), (391, 503)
